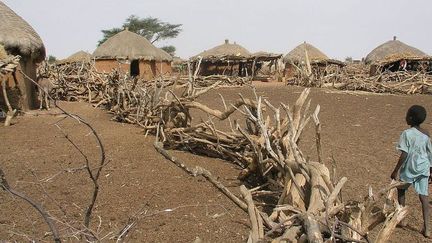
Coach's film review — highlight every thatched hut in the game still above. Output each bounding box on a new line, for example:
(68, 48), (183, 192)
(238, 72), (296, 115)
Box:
(283, 42), (343, 80)
(0, 1), (46, 111)
(57, 51), (92, 65)
(93, 30), (172, 80)
(191, 39), (253, 77)
(250, 51), (283, 81)
(365, 37), (431, 75)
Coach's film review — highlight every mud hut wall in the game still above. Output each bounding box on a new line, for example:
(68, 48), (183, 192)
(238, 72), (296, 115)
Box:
(94, 59), (172, 80)
(15, 60), (37, 110)
(137, 60), (171, 80)
(95, 59), (130, 74)
(136, 60), (152, 80)
(154, 61), (172, 77)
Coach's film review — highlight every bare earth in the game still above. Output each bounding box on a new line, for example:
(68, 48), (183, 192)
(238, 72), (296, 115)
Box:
(1, 83), (432, 242)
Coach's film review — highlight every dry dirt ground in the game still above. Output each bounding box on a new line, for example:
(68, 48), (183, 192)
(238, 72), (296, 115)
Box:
(1, 83), (432, 242)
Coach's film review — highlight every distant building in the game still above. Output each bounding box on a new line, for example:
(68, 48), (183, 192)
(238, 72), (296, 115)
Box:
(365, 36), (432, 75)
(57, 51), (92, 65)
(191, 39), (252, 77)
(93, 30), (172, 80)
(191, 39), (280, 79)
(283, 42), (344, 80)
(0, 1), (46, 111)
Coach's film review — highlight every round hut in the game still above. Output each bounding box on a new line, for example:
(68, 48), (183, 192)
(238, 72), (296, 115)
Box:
(283, 42), (343, 79)
(365, 37), (431, 75)
(57, 50), (92, 65)
(191, 39), (252, 77)
(93, 30), (172, 80)
(250, 51), (282, 80)
(0, 1), (46, 111)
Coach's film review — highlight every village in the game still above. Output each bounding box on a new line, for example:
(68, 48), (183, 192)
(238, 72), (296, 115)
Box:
(1, 1), (432, 243)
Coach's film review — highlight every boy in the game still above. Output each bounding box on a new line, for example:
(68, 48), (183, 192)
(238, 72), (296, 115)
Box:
(391, 105), (431, 238)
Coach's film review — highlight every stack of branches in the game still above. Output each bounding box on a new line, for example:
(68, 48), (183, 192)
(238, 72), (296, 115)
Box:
(38, 60), (407, 242)
(39, 61), (118, 103)
(287, 61), (432, 95)
(334, 71), (432, 95)
(0, 54), (20, 126)
(177, 59), (252, 87)
(178, 74), (251, 87)
(38, 59), (250, 129)
(286, 63), (345, 88)
(153, 87), (407, 242)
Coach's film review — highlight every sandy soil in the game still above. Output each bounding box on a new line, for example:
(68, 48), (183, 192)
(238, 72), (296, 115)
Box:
(1, 83), (431, 242)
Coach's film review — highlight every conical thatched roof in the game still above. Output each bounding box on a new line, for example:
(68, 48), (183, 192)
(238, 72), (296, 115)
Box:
(283, 42), (329, 64)
(58, 51), (91, 65)
(93, 30), (172, 61)
(194, 40), (251, 60)
(0, 1), (46, 62)
(365, 38), (430, 64)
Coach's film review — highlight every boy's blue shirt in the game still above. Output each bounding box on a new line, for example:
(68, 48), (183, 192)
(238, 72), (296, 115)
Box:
(397, 127), (432, 182)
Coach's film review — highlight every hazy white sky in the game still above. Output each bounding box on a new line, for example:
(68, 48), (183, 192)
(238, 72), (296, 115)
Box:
(3, 0), (431, 60)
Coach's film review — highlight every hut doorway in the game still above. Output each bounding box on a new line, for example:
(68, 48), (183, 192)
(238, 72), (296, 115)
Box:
(130, 59), (140, 77)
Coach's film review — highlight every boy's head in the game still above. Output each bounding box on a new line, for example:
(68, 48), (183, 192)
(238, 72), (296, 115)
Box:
(406, 105), (427, 126)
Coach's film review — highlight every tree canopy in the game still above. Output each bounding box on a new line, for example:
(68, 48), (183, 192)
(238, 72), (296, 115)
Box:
(47, 55), (57, 64)
(160, 46), (176, 56)
(98, 15), (182, 56)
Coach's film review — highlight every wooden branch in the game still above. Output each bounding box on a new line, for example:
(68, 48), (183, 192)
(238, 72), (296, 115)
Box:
(1, 76), (17, 126)
(301, 213), (323, 243)
(184, 98), (256, 120)
(240, 185), (261, 243)
(375, 206), (408, 243)
(312, 105), (322, 163)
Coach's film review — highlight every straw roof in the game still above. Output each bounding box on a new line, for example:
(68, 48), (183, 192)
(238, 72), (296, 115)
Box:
(365, 38), (430, 65)
(58, 51), (91, 65)
(253, 51), (279, 56)
(0, 1), (46, 62)
(93, 30), (172, 61)
(252, 51), (282, 61)
(283, 42), (329, 64)
(193, 40), (251, 60)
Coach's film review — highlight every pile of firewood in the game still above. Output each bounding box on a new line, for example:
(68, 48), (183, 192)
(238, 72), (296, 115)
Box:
(287, 62), (432, 95)
(285, 63), (345, 88)
(183, 74), (251, 87)
(152, 87), (407, 242)
(39, 61), (118, 103)
(38, 61), (408, 242)
(334, 71), (432, 94)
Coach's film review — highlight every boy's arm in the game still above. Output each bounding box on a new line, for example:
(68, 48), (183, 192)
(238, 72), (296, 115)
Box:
(391, 151), (408, 180)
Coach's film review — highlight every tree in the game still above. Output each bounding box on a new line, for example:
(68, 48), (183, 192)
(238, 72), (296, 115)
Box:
(98, 15), (182, 55)
(160, 45), (176, 56)
(47, 55), (57, 64)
